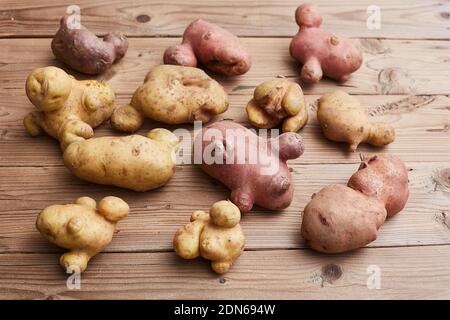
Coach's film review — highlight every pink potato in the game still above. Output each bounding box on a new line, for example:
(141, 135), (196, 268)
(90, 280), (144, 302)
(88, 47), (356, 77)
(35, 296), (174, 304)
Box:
(289, 4), (363, 83)
(301, 154), (409, 253)
(52, 15), (128, 75)
(197, 120), (304, 212)
(164, 19), (251, 76)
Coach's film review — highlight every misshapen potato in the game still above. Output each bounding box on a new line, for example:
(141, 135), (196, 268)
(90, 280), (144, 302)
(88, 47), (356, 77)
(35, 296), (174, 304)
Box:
(246, 79), (308, 132)
(173, 200), (245, 274)
(164, 19), (251, 76)
(24, 66), (116, 150)
(290, 4), (363, 83)
(318, 91), (395, 151)
(348, 153), (410, 217)
(301, 154), (409, 253)
(63, 128), (179, 191)
(111, 65), (229, 132)
(197, 121), (305, 212)
(36, 196), (129, 272)
(52, 15), (128, 75)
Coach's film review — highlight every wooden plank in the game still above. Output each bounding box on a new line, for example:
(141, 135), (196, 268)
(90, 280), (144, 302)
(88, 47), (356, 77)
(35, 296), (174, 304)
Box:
(1, 246), (450, 299)
(0, 162), (448, 253)
(1, 92), (449, 166)
(1, 0), (449, 39)
(2, 38), (450, 96)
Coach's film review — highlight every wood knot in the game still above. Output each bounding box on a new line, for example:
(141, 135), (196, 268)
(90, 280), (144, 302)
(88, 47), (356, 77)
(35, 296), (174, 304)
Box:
(378, 68), (415, 94)
(435, 212), (450, 230)
(359, 39), (390, 54)
(219, 277), (226, 284)
(441, 12), (450, 19)
(432, 168), (450, 190)
(136, 14), (151, 23)
(321, 264), (342, 284)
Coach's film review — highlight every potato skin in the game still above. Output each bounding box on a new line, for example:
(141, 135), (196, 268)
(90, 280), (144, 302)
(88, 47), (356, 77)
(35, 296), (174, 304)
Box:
(317, 91), (395, 151)
(301, 184), (387, 253)
(198, 121), (304, 212)
(348, 154), (409, 217)
(301, 153), (409, 253)
(36, 196), (128, 272)
(51, 16), (128, 75)
(289, 4), (362, 83)
(164, 19), (251, 76)
(111, 65), (229, 132)
(173, 201), (245, 274)
(23, 66), (116, 150)
(63, 129), (178, 191)
(246, 79), (308, 132)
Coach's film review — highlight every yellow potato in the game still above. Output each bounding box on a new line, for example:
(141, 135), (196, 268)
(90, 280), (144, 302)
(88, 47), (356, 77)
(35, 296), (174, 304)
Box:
(246, 79), (308, 132)
(36, 196), (129, 272)
(111, 65), (229, 132)
(173, 201), (245, 274)
(24, 66), (116, 150)
(317, 90), (395, 151)
(63, 128), (179, 191)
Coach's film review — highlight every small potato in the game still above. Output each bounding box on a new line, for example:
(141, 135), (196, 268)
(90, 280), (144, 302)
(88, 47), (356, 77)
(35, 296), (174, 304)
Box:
(289, 4), (362, 83)
(63, 129), (179, 191)
(246, 79), (308, 132)
(163, 19), (251, 76)
(210, 200), (240, 228)
(24, 66), (116, 150)
(317, 91), (395, 151)
(173, 201), (245, 274)
(51, 16), (128, 75)
(111, 65), (229, 132)
(36, 196), (128, 272)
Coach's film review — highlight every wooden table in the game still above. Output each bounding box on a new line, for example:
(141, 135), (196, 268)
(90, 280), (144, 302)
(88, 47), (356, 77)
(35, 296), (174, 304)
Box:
(1, 0), (449, 300)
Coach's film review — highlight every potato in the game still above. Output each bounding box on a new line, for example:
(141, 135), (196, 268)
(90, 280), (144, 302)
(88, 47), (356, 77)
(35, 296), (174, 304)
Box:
(348, 154), (410, 217)
(111, 65), (229, 132)
(24, 66), (116, 150)
(318, 91), (395, 151)
(302, 184), (387, 253)
(301, 153), (409, 253)
(198, 120), (305, 212)
(51, 15), (128, 75)
(63, 128), (179, 191)
(36, 196), (129, 272)
(289, 4), (362, 83)
(164, 19), (251, 76)
(246, 79), (308, 132)
(173, 201), (245, 274)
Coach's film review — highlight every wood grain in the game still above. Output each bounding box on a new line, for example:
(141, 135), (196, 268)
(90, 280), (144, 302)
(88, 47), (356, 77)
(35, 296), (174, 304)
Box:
(1, 92), (449, 166)
(1, 0), (450, 300)
(1, 162), (448, 253)
(1, 246), (449, 299)
(1, 38), (450, 166)
(2, 38), (450, 95)
(1, 0), (449, 39)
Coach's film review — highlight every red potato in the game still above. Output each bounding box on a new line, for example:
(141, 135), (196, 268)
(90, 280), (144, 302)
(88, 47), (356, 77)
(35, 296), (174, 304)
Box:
(289, 4), (363, 83)
(164, 19), (251, 76)
(301, 154), (409, 253)
(52, 16), (128, 75)
(348, 153), (410, 217)
(197, 121), (304, 212)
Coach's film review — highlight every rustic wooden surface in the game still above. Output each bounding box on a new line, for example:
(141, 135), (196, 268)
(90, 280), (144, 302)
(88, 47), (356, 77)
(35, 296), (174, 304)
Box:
(0, 0), (449, 300)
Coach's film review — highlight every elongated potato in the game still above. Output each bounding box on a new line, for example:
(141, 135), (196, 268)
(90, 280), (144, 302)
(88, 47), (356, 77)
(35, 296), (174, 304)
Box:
(63, 129), (179, 191)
